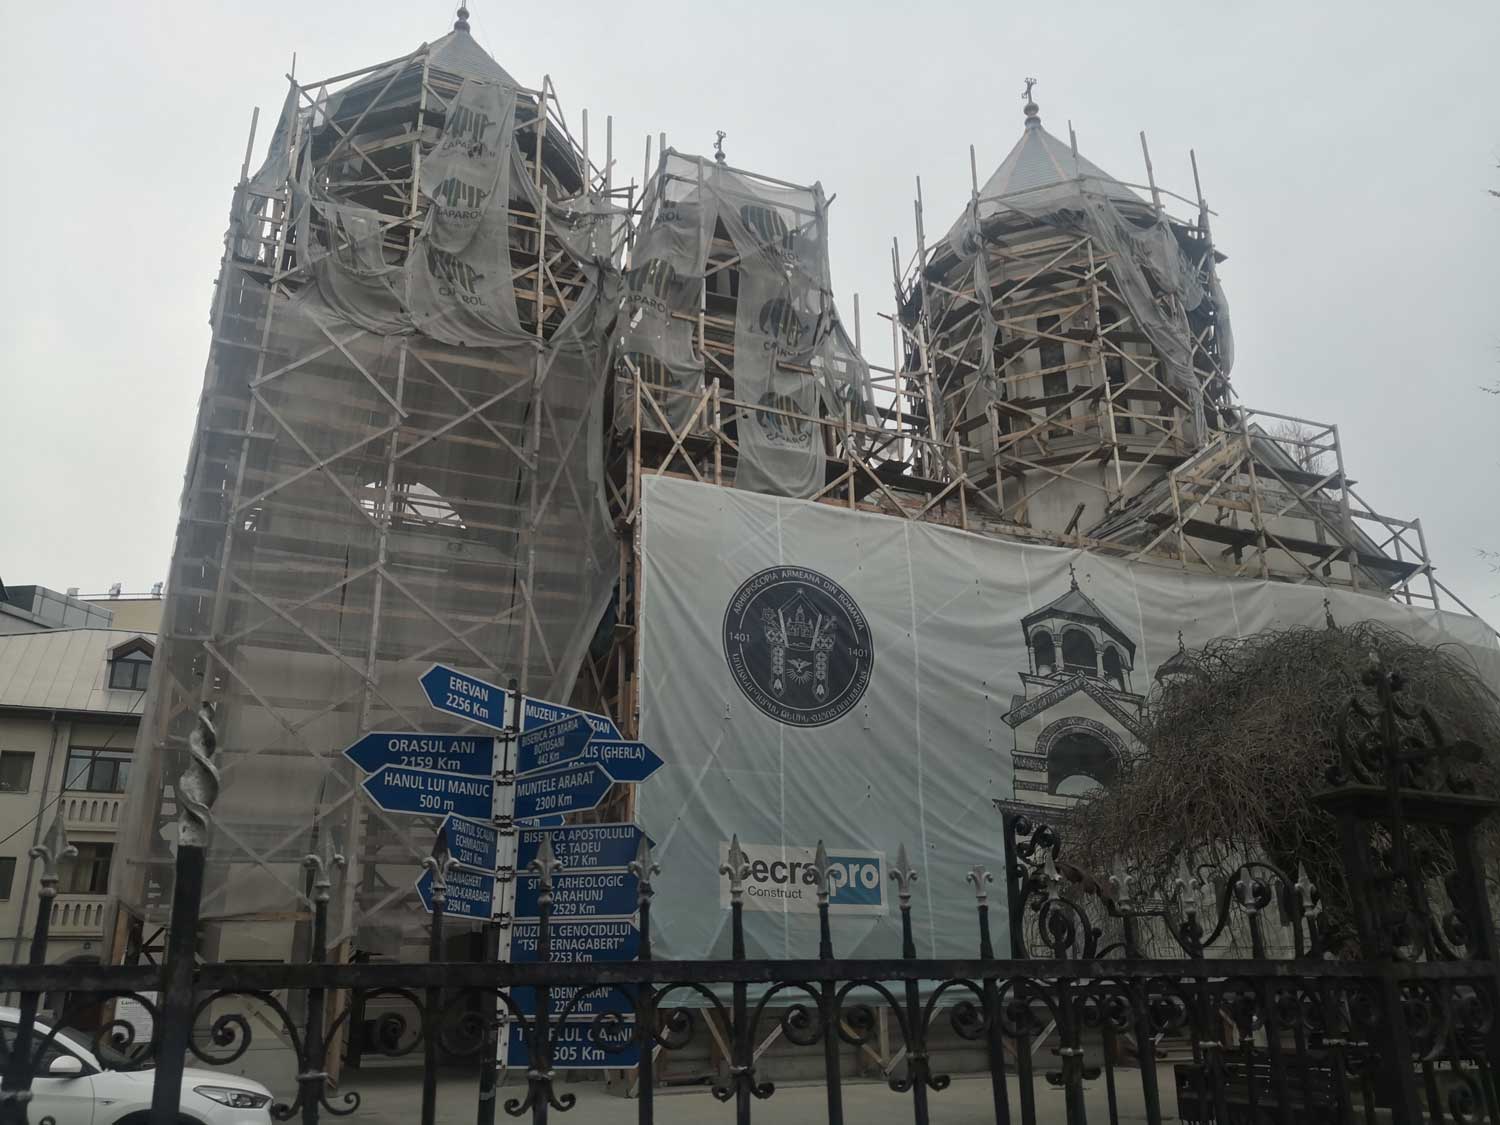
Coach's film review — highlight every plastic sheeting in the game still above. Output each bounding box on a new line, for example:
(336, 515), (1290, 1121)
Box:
(943, 182), (1220, 401)
(615, 152), (873, 499)
(115, 58), (620, 956)
(635, 476), (1499, 962)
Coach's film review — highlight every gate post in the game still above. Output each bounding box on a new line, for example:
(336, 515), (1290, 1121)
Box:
(0, 816), (76, 1125)
(1313, 667), (1500, 1125)
(421, 828), (455, 1125)
(150, 702), (219, 1123)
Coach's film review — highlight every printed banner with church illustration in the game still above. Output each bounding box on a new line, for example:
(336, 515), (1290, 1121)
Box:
(634, 476), (1500, 962)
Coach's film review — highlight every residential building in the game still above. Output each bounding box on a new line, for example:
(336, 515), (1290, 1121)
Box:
(0, 626), (155, 974)
(0, 584), (113, 636)
(78, 588), (165, 634)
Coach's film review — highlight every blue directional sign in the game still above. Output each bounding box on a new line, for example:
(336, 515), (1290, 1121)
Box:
(505, 1020), (639, 1069)
(343, 732), (495, 777)
(521, 697), (621, 740)
(442, 814), (498, 872)
(420, 664), (510, 730)
(511, 985), (636, 1017)
(510, 920), (640, 963)
(517, 824), (649, 871)
(514, 763), (614, 820)
(362, 767), (493, 820)
(514, 870), (639, 919)
(515, 714), (594, 776)
(416, 865), (495, 920)
(582, 740), (664, 784)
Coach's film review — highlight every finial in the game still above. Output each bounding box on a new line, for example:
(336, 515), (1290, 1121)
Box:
(889, 843), (918, 908)
(966, 865), (993, 907)
(811, 841), (832, 906)
(422, 825), (458, 905)
(1022, 77), (1040, 128)
(303, 837), (346, 905)
(1294, 866), (1321, 918)
(720, 835), (751, 904)
(1068, 561), (1078, 590)
(1176, 629), (1185, 654)
(713, 130), (727, 164)
(1323, 597), (1337, 631)
(31, 812), (77, 898)
(454, 6), (471, 32)
(628, 834), (660, 907)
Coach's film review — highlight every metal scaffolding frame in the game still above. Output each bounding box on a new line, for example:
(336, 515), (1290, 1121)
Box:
(117, 35), (630, 954)
(588, 119), (1493, 756)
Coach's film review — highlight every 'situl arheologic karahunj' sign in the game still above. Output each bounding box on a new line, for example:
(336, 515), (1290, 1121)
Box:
(339, 664), (670, 1068)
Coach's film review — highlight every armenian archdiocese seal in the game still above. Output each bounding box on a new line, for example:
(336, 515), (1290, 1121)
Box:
(722, 566), (873, 728)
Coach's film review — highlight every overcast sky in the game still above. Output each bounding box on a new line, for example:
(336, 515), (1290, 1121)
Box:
(2, 1), (1496, 618)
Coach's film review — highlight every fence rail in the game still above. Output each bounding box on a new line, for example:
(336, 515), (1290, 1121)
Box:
(0, 667), (1496, 1125)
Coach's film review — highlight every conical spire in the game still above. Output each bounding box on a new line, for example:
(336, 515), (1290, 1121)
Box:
(960, 78), (1142, 214)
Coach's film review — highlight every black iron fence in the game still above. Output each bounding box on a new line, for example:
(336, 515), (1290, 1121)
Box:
(0, 666), (1497, 1125)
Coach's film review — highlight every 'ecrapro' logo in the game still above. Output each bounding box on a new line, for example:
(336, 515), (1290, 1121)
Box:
(718, 841), (887, 915)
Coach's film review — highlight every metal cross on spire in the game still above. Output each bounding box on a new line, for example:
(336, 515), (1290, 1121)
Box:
(1023, 77), (1041, 126)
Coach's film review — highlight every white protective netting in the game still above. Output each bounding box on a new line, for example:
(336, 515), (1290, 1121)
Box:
(613, 151), (874, 498)
(115, 43), (622, 957)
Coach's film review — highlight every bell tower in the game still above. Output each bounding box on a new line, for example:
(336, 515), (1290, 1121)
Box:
(898, 82), (1232, 539)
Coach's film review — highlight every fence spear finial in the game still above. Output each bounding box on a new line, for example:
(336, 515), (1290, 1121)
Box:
(967, 865), (993, 907)
(811, 840), (831, 906)
(890, 843), (918, 908)
(628, 833), (660, 908)
(720, 834), (750, 904)
(30, 812), (77, 898)
(303, 835), (346, 905)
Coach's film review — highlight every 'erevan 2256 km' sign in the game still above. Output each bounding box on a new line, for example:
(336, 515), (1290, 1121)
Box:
(419, 664), (510, 729)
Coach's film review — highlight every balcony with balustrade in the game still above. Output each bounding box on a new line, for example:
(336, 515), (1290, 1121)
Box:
(48, 894), (109, 938)
(59, 791), (124, 835)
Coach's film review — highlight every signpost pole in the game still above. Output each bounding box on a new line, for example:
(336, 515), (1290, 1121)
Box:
(477, 679), (519, 1125)
(421, 830), (454, 1125)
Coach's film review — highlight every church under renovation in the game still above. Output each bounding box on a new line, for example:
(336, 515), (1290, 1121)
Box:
(112, 11), (1496, 974)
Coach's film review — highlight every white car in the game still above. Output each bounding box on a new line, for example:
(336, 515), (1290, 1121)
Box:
(0, 1007), (274, 1124)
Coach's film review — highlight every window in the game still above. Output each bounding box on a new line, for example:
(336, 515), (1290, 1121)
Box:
(60, 843), (113, 895)
(108, 651), (152, 691)
(64, 748), (132, 793)
(1102, 647), (1126, 691)
(0, 1024), (74, 1071)
(0, 752), (34, 793)
(0, 857), (14, 900)
(1031, 631), (1056, 676)
(1061, 630), (1097, 674)
(1038, 315), (1068, 399)
(1100, 307), (1131, 434)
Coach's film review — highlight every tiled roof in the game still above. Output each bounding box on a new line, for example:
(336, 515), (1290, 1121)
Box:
(0, 628), (157, 715)
(978, 118), (1142, 206)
